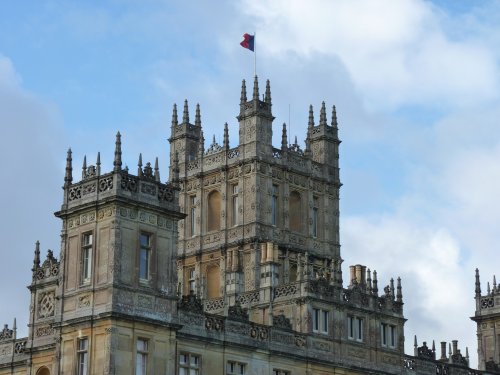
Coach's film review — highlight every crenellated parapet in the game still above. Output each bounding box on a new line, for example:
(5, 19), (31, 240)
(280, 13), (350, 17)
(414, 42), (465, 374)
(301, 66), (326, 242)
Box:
(60, 132), (181, 218)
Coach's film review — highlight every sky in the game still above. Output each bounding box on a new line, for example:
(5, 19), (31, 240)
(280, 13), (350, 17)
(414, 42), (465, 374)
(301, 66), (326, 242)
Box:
(1, 0), (499, 368)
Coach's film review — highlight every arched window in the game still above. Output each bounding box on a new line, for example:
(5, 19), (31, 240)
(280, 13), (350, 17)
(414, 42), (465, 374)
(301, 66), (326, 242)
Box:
(207, 190), (221, 232)
(206, 265), (220, 298)
(289, 191), (302, 232)
(289, 264), (298, 283)
(36, 367), (51, 375)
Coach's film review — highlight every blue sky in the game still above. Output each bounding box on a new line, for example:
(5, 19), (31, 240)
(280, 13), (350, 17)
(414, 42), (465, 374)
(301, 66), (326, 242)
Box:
(1, 0), (500, 367)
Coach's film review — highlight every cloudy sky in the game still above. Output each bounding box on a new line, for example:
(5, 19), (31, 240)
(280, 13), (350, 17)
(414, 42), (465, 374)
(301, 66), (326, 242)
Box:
(1, 0), (499, 367)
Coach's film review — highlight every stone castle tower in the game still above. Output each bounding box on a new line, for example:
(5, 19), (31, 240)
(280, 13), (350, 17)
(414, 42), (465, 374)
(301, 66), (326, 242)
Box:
(0, 76), (480, 375)
(20, 136), (184, 374)
(472, 269), (500, 372)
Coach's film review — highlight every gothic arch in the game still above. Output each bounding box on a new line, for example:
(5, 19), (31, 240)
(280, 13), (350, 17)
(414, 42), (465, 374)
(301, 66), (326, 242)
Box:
(36, 367), (51, 375)
(207, 190), (221, 232)
(289, 191), (302, 233)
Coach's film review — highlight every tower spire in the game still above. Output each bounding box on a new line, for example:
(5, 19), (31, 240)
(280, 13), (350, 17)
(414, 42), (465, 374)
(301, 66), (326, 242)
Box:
(223, 122), (229, 150)
(195, 103), (201, 127)
(319, 101), (327, 127)
(33, 240), (40, 270)
(265, 79), (272, 105)
(308, 105), (314, 129)
(281, 123), (288, 151)
(252, 75), (259, 101)
(138, 153), (143, 176)
(113, 132), (122, 172)
(171, 103), (178, 127)
(154, 157), (160, 182)
(475, 268), (481, 297)
(82, 155), (87, 179)
(96, 152), (101, 176)
(182, 99), (190, 124)
(64, 148), (73, 187)
(331, 105), (338, 128)
(396, 277), (403, 302)
(240, 79), (247, 104)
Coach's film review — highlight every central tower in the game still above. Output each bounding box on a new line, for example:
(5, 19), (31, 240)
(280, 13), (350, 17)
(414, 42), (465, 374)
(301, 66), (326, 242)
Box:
(170, 76), (344, 326)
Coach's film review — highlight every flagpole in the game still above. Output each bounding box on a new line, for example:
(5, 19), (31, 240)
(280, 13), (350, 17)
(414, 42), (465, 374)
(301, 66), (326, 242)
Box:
(254, 31), (257, 77)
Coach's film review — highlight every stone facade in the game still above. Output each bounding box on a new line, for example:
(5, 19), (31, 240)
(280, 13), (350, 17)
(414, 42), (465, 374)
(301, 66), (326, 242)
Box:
(0, 77), (490, 375)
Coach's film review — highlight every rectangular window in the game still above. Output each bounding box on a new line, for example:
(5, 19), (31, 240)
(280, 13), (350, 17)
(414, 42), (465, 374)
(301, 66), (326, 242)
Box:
(190, 196), (196, 236)
(81, 233), (93, 284)
(232, 185), (239, 226)
(226, 361), (246, 375)
(188, 268), (196, 293)
(179, 352), (200, 375)
(136, 338), (148, 375)
(312, 308), (329, 334)
(77, 338), (89, 375)
(312, 197), (318, 238)
(139, 234), (151, 281)
(273, 370), (290, 375)
(390, 325), (396, 347)
(381, 323), (396, 348)
(348, 316), (363, 342)
(271, 185), (278, 226)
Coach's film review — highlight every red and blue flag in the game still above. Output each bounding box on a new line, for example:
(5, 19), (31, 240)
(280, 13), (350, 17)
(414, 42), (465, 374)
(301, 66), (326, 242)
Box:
(240, 33), (255, 52)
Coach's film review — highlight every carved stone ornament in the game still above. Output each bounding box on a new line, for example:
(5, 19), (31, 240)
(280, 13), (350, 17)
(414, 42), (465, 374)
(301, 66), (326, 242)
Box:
(0, 324), (13, 341)
(179, 292), (203, 314)
(417, 342), (435, 360)
(38, 291), (56, 318)
(273, 314), (292, 330)
(227, 301), (249, 322)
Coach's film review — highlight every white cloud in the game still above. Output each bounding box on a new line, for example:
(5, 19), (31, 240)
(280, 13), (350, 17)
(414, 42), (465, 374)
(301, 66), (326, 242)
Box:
(342, 214), (473, 359)
(240, 0), (500, 110)
(0, 55), (64, 337)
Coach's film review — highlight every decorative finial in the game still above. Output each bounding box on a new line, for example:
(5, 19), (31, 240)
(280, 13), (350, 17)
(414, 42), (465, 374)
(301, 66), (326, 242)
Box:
(367, 268), (372, 291)
(253, 75), (259, 101)
(320, 101), (327, 126)
(154, 157), (160, 182)
(281, 123), (288, 150)
(372, 270), (378, 295)
(308, 105), (314, 129)
(82, 155), (87, 179)
(13, 318), (16, 339)
(137, 153), (143, 176)
(294, 135), (298, 145)
(96, 152), (101, 176)
(265, 79), (272, 105)
(113, 132), (122, 172)
(475, 268), (481, 297)
(390, 278), (395, 299)
(396, 277), (403, 302)
(171, 103), (178, 127)
(240, 79), (247, 104)
(64, 148), (73, 187)
(182, 99), (189, 124)
(493, 275), (497, 293)
(331, 105), (338, 127)
(414, 335), (418, 347)
(33, 240), (40, 270)
(487, 281), (491, 295)
(223, 122), (229, 149)
(195, 103), (201, 127)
